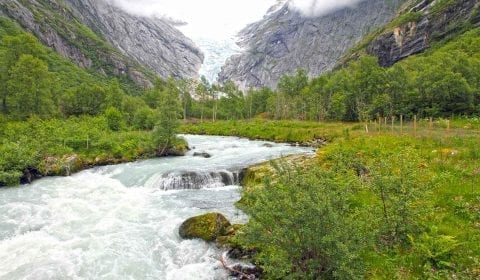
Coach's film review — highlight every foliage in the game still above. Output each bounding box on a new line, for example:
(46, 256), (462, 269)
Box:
(239, 133), (480, 279)
(238, 163), (370, 279)
(152, 78), (181, 148)
(409, 227), (460, 270)
(104, 107), (125, 131)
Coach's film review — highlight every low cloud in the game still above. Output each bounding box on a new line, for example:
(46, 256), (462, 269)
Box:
(289, 0), (363, 17)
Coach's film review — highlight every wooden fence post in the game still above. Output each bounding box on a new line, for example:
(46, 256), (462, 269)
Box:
(429, 117), (433, 137)
(447, 119), (451, 137)
(414, 115), (417, 137)
(400, 115), (403, 134)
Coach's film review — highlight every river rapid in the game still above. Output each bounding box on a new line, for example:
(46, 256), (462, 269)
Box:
(0, 135), (312, 280)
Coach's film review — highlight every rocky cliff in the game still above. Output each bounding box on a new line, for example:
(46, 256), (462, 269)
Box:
(64, 0), (203, 80)
(218, 0), (402, 89)
(367, 0), (480, 67)
(0, 0), (203, 87)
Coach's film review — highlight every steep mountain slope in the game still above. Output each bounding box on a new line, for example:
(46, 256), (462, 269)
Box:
(0, 0), (203, 87)
(365, 0), (480, 66)
(64, 0), (203, 80)
(218, 0), (403, 89)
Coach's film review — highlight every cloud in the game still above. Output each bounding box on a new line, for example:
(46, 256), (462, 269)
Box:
(104, 0), (279, 39)
(288, 0), (363, 17)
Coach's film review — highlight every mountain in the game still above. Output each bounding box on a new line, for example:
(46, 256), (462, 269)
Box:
(218, 0), (403, 90)
(0, 0), (204, 87)
(364, 0), (480, 67)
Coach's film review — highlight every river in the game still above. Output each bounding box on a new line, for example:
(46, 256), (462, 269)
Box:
(0, 135), (312, 280)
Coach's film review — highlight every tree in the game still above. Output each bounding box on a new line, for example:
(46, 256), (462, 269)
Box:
(60, 84), (107, 116)
(178, 78), (193, 120)
(349, 56), (386, 121)
(105, 107), (125, 131)
(152, 78), (181, 149)
(0, 34), (46, 113)
(7, 54), (54, 119)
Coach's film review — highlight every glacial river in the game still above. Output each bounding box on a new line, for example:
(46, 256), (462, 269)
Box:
(0, 135), (312, 280)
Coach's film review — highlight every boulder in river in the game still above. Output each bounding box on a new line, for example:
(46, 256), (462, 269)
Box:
(193, 152), (212, 158)
(179, 212), (231, 241)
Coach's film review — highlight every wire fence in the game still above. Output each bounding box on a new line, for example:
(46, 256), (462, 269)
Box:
(364, 116), (480, 138)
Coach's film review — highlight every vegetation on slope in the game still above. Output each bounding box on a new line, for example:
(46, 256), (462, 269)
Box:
(177, 28), (480, 124)
(0, 17), (184, 186)
(235, 131), (480, 279)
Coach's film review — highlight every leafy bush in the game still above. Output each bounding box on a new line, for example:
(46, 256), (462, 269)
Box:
(238, 163), (371, 279)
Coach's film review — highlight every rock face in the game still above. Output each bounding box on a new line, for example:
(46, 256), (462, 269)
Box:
(64, 0), (204, 79)
(0, 0), (203, 86)
(179, 212), (231, 242)
(367, 0), (480, 67)
(218, 0), (402, 89)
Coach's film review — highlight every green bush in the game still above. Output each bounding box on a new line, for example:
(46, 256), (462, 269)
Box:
(238, 163), (371, 279)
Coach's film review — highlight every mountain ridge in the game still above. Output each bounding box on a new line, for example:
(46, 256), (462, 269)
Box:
(0, 0), (204, 87)
(218, 0), (403, 90)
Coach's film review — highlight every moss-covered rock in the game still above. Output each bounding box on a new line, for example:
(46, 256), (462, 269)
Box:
(216, 224), (244, 247)
(38, 154), (83, 176)
(179, 212), (231, 242)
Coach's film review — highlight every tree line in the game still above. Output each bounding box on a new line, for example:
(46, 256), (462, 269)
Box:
(185, 28), (480, 122)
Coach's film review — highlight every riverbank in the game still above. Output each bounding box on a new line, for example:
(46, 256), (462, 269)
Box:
(180, 119), (359, 145)
(0, 116), (188, 186)
(234, 130), (480, 279)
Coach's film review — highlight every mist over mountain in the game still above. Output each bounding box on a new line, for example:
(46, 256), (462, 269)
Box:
(218, 0), (403, 89)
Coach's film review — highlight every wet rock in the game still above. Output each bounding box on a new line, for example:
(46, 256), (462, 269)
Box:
(179, 212), (231, 242)
(262, 143), (273, 148)
(193, 152), (212, 158)
(229, 264), (262, 280)
(38, 154), (83, 176)
(227, 247), (257, 260)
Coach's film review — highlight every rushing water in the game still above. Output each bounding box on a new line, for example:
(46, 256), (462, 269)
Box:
(0, 135), (312, 280)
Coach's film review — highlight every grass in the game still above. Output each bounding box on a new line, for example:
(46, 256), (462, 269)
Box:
(180, 119), (360, 144)
(0, 116), (187, 186)
(225, 119), (480, 279)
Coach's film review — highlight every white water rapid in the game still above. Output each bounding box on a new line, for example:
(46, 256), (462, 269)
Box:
(0, 135), (313, 280)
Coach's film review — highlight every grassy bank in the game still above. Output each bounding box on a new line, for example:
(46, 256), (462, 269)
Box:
(0, 116), (187, 186)
(180, 120), (359, 144)
(228, 120), (480, 279)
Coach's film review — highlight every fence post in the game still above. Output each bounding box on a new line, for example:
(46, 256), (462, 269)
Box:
(400, 115), (403, 134)
(391, 116), (395, 132)
(414, 115), (417, 137)
(447, 119), (451, 137)
(429, 117), (433, 137)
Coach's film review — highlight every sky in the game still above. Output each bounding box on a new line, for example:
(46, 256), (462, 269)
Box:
(108, 0), (280, 39)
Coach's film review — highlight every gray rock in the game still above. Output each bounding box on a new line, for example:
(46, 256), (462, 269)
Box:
(64, 0), (204, 80)
(218, 0), (402, 90)
(193, 152), (212, 158)
(367, 0), (480, 67)
(0, 0), (203, 86)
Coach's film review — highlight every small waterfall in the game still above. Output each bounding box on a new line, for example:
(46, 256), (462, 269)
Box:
(147, 170), (241, 190)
